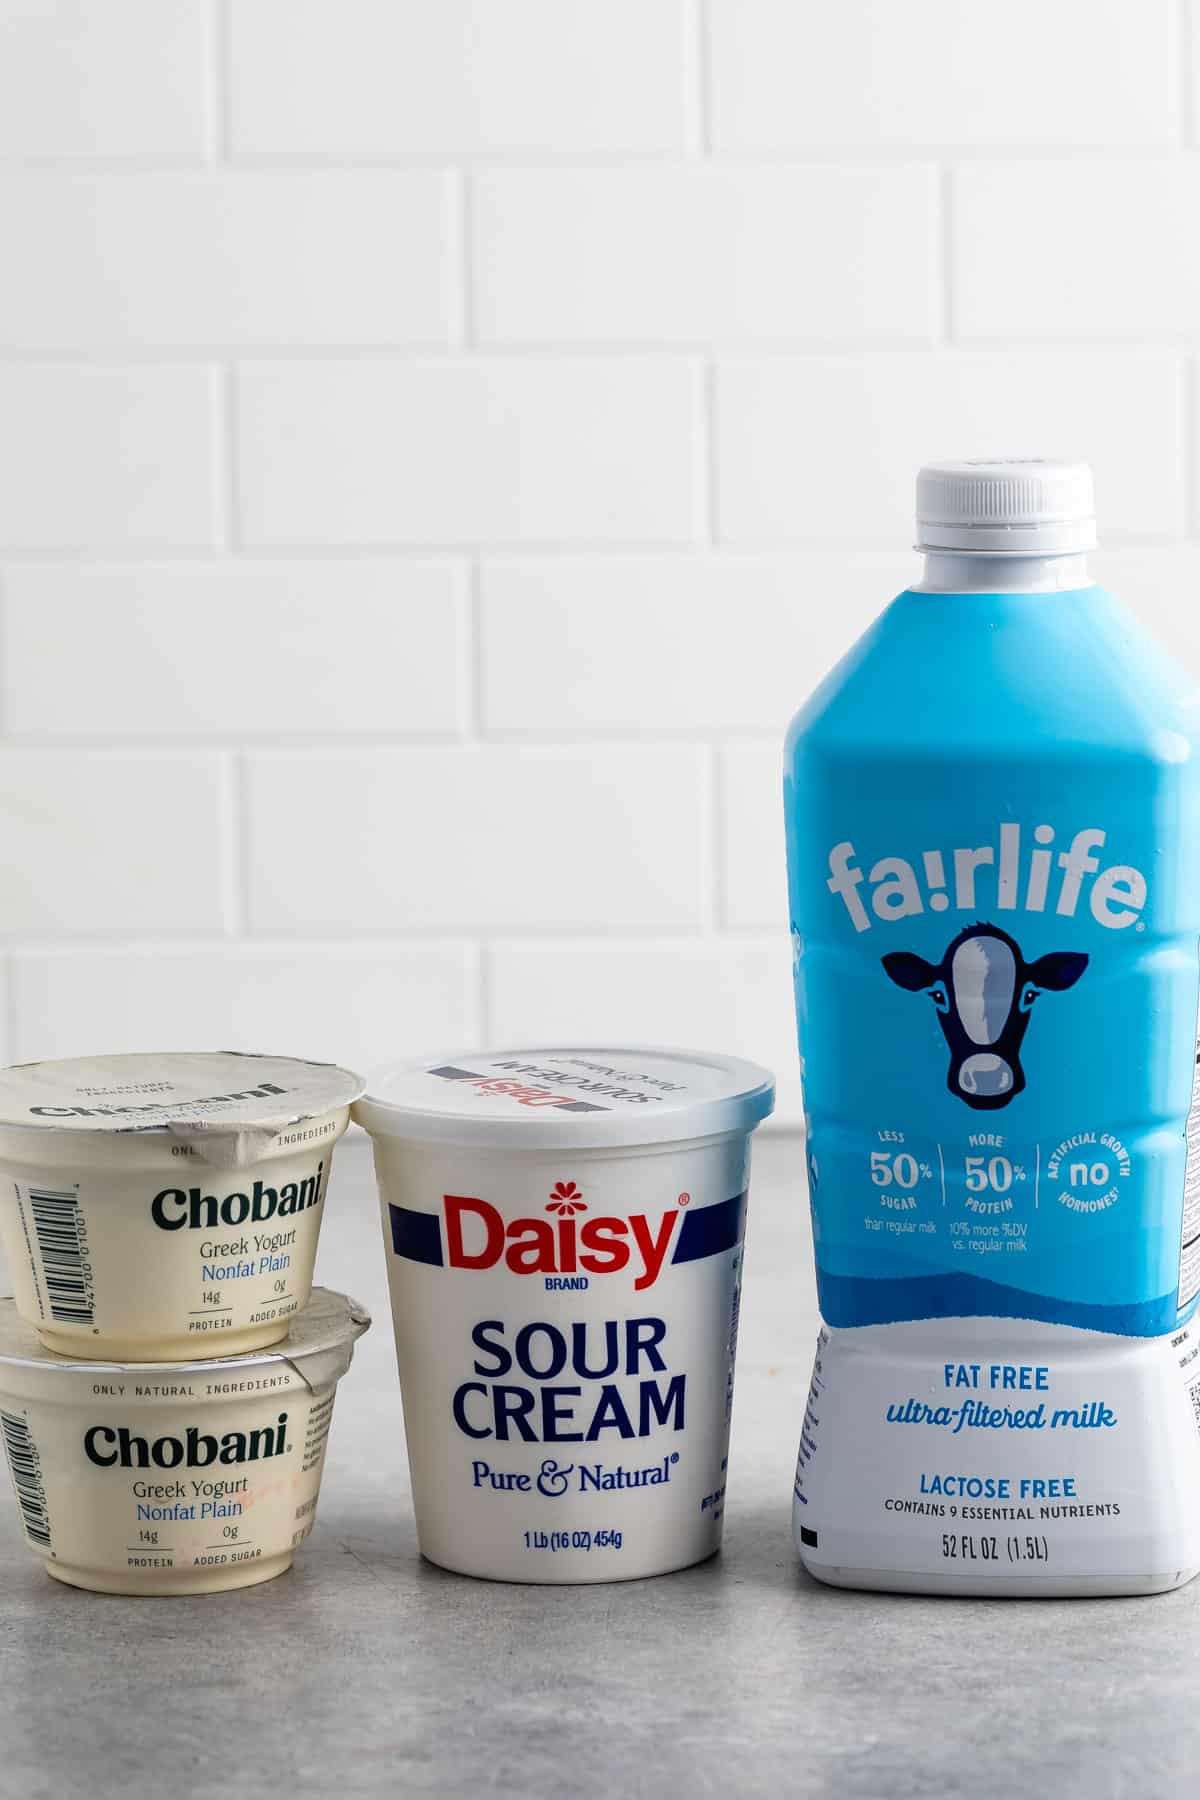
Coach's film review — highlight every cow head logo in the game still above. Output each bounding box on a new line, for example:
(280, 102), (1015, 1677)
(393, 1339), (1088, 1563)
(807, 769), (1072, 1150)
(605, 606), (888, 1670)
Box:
(882, 923), (1087, 1110)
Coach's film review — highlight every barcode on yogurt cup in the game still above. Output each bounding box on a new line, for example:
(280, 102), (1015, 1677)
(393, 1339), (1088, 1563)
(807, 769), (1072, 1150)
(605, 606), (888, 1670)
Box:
(1, 1408), (51, 1549)
(22, 1184), (93, 1325)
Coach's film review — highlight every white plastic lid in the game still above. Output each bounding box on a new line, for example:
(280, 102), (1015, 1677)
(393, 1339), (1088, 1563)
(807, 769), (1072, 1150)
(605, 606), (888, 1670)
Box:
(915, 458), (1096, 554)
(0, 1051), (363, 1136)
(0, 1287), (371, 1398)
(354, 1046), (775, 1150)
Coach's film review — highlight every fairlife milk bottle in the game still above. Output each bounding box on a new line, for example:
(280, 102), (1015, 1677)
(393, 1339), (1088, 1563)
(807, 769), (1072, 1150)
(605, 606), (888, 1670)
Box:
(785, 460), (1200, 1595)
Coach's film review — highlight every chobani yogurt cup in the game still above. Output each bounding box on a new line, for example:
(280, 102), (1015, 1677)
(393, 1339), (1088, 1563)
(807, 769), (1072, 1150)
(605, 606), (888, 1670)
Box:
(355, 1046), (774, 1583)
(0, 1052), (362, 1360)
(0, 1286), (369, 1595)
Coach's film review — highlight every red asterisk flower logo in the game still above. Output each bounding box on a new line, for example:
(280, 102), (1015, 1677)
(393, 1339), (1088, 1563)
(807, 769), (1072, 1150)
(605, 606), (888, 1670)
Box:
(546, 1180), (587, 1216)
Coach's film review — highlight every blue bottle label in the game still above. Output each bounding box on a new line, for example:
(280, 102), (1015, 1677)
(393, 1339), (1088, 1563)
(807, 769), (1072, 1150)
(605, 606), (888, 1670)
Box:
(787, 590), (1200, 1339)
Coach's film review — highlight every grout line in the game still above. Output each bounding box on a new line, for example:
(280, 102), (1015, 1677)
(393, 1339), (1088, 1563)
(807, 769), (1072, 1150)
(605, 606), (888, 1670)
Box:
(683, 0), (712, 156)
(696, 744), (720, 937)
(4, 933), (526, 954)
(0, 146), (1179, 172)
(0, 729), (510, 750)
(2, 949), (16, 1065)
(461, 561), (483, 739)
(1184, 352), (1197, 537)
(225, 363), (241, 548)
(697, 0), (716, 154)
(204, 364), (229, 548)
(200, 920), (746, 944)
(472, 942), (490, 1048)
(0, 566), (7, 739)
(0, 532), (1178, 566)
(0, 536), (1174, 574)
(0, 930), (789, 952)
(450, 168), (474, 348)
(708, 743), (727, 933)
(219, 751), (248, 935)
(210, 363), (240, 549)
(0, 727), (789, 749)
(0, 548), (479, 569)
(0, 337), (1196, 363)
(464, 722), (794, 747)
(0, 935), (791, 979)
(937, 165), (954, 344)
(0, 155), (217, 172)
(698, 358), (719, 543)
(4, 336), (1199, 366)
(1181, 0), (1194, 147)
(207, 0), (232, 163)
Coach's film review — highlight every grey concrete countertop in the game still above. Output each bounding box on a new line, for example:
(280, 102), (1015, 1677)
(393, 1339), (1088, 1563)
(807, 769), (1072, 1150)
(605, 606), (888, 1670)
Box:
(1, 1132), (1196, 1799)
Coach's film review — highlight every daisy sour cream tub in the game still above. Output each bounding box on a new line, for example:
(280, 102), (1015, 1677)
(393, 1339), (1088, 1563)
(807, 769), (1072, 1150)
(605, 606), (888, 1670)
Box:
(355, 1046), (774, 1583)
(0, 1052), (362, 1360)
(0, 1287), (369, 1594)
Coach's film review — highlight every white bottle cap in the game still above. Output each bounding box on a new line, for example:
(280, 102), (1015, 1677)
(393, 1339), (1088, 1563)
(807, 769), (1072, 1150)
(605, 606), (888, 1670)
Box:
(915, 458), (1096, 554)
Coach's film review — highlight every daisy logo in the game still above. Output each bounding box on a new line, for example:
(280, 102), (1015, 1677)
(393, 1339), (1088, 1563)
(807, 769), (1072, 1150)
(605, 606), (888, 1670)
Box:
(389, 1182), (749, 1291)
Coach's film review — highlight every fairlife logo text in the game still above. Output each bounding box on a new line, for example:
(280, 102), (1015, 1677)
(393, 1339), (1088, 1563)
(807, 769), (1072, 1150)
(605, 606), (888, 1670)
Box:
(827, 824), (1147, 934)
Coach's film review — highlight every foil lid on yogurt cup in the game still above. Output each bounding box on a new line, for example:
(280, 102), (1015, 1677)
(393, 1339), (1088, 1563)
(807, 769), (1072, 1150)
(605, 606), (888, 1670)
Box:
(0, 1286), (371, 1401)
(354, 1045), (775, 1149)
(0, 1051), (364, 1167)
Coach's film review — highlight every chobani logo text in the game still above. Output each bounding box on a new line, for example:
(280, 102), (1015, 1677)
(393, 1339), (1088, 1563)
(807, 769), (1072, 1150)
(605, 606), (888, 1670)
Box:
(151, 1165), (324, 1231)
(83, 1414), (288, 1468)
(827, 825), (1147, 934)
(388, 1184), (747, 1292)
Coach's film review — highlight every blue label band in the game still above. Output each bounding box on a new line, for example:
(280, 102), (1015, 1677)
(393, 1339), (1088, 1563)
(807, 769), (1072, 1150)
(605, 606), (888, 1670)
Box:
(816, 1267), (1181, 1339)
(673, 1191), (746, 1263)
(389, 1203), (444, 1267)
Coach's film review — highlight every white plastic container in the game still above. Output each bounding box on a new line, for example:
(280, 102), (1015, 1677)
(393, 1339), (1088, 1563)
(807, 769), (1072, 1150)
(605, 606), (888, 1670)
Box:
(0, 1287), (369, 1595)
(355, 1046), (774, 1583)
(797, 1316), (1200, 1596)
(0, 1052), (363, 1360)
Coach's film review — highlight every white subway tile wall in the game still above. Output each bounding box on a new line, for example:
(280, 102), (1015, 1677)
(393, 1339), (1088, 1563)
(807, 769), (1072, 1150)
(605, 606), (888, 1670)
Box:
(0, 2), (1197, 1126)
(227, 0), (691, 156)
(244, 745), (709, 932)
(0, 172), (454, 349)
(0, 2), (212, 158)
(471, 165), (939, 345)
(0, 751), (228, 933)
(708, 0), (1178, 149)
(0, 366), (219, 548)
(3, 562), (466, 737)
(11, 945), (475, 1068)
(235, 359), (700, 546)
